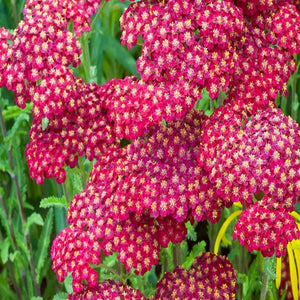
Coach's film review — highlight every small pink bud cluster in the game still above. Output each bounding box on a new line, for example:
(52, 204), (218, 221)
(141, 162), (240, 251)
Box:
(51, 227), (100, 292)
(67, 279), (146, 300)
(155, 252), (237, 299)
(233, 197), (300, 257)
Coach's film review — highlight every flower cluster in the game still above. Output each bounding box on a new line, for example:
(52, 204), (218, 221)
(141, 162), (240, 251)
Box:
(67, 280), (146, 300)
(51, 227), (100, 292)
(199, 106), (300, 208)
(121, 0), (244, 99)
(87, 110), (230, 223)
(56, 183), (187, 286)
(24, 0), (100, 36)
(155, 252), (237, 299)
(2, 2), (81, 108)
(233, 197), (300, 257)
(26, 80), (117, 184)
(230, 2), (300, 110)
(0, 28), (11, 86)
(98, 76), (198, 140)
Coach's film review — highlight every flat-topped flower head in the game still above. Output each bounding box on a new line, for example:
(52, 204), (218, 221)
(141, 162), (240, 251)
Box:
(233, 197), (300, 257)
(199, 106), (300, 209)
(155, 252), (237, 299)
(68, 280), (146, 300)
(66, 185), (187, 278)
(51, 227), (100, 292)
(121, 0), (244, 99)
(26, 79), (117, 184)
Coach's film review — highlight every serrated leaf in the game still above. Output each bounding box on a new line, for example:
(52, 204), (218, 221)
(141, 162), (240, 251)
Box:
(263, 255), (277, 280)
(183, 241), (206, 270)
(23, 212), (44, 232)
(40, 196), (67, 209)
(1, 237), (10, 264)
(53, 293), (68, 300)
(72, 174), (83, 195)
(2, 102), (32, 122)
(89, 65), (98, 83)
(5, 113), (29, 143)
(15, 230), (30, 258)
(35, 208), (53, 284)
(185, 221), (197, 241)
(9, 250), (20, 262)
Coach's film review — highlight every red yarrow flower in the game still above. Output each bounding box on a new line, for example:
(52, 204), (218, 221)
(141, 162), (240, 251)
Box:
(233, 197), (300, 257)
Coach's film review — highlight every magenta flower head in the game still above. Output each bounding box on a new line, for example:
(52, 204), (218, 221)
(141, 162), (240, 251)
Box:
(233, 197), (300, 257)
(51, 227), (100, 292)
(68, 279), (146, 300)
(155, 252), (237, 299)
(120, 0), (244, 99)
(199, 106), (300, 209)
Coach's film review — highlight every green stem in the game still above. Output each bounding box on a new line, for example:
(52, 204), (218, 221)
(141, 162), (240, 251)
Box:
(209, 223), (214, 253)
(291, 66), (298, 120)
(81, 33), (92, 83)
(9, 0), (19, 27)
(260, 271), (269, 300)
(62, 181), (70, 206)
(0, 106), (41, 297)
(93, 263), (121, 279)
(173, 243), (182, 267)
(78, 156), (88, 187)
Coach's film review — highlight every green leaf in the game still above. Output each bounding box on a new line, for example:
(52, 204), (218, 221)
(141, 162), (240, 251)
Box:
(5, 113), (29, 143)
(183, 241), (206, 270)
(40, 196), (67, 209)
(53, 293), (68, 300)
(101, 27), (138, 77)
(0, 273), (17, 300)
(89, 65), (98, 83)
(31, 297), (43, 300)
(1, 237), (10, 264)
(9, 250), (20, 262)
(23, 212), (44, 232)
(15, 230), (30, 258)
(35, 208), (53, 284)
(72, 173), (83, 195)
(42, 117), (49, 131)
(185, 221), (197, 241)
(2, 103), (32, 122)
(64, 273), (73, 294)
(263, 255), (277, 280)
(195, 88), (210, 111)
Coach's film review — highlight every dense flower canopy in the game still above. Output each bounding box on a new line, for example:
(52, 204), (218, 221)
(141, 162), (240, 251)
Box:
(155, 252), (237, 299)
(1, 0), (300, 297)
